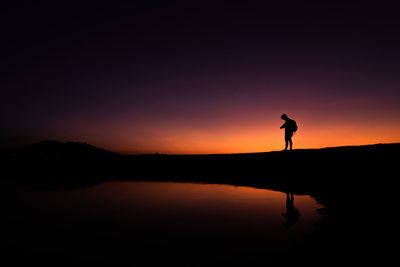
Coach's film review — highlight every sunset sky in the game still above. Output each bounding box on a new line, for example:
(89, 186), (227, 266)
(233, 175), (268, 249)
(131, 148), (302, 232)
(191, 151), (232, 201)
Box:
(2, 1), (400, 154)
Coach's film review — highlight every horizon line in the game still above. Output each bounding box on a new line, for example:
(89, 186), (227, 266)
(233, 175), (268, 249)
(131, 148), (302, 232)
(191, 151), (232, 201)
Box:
(10, 140), (400, 156)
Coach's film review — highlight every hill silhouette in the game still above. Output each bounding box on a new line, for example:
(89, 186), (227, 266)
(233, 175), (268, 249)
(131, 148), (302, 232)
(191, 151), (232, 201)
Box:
(3, 141), (121, 189)
(3, 141), (399, 189)
(2, 141), (399, 263)
(12, 140), (119, 161)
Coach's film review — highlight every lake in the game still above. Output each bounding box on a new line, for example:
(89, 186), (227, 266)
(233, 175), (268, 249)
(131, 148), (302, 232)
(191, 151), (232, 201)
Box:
(3, 181), (323, 264)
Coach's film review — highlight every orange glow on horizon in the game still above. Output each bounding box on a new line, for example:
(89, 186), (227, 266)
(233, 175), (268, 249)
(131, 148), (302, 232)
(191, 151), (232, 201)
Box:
(85, 117), (400, 155)
(49, 94), (400, 155)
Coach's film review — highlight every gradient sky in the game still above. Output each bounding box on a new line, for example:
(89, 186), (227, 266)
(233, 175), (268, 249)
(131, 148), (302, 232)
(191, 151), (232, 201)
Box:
(2, 1), (400, 154)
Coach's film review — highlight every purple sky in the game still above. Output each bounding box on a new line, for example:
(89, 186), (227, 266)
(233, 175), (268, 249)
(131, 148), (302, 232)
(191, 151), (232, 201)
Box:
(2, 1), (400, 153)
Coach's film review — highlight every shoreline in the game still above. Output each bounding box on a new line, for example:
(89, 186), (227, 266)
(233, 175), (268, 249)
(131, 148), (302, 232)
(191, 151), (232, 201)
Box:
(3, 142), (399, 263)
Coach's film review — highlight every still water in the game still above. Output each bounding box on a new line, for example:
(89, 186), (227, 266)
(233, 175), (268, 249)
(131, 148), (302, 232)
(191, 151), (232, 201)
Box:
(5, 181), (323, 264)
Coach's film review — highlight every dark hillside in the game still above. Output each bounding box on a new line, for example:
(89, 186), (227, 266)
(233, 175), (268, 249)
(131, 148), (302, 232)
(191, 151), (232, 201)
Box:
(2, 141), (399, 263)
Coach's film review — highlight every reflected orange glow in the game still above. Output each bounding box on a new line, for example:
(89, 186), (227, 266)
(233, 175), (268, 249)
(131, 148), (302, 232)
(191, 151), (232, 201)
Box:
(10, 180), (324, 252)
(88, 181), (320, 214)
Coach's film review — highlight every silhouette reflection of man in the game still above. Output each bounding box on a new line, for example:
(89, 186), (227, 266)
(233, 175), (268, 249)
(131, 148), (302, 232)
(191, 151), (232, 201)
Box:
(282, 193), (300, 229)
(280, 114), (295, 151)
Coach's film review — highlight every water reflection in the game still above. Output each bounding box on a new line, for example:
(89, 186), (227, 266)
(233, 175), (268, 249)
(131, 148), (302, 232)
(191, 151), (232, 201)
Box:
(4, 181), (323, 264)
(282, 193), (301, 229)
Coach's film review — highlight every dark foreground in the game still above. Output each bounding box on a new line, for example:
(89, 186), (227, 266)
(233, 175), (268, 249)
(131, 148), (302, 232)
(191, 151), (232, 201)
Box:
(2, 141), (399, 265)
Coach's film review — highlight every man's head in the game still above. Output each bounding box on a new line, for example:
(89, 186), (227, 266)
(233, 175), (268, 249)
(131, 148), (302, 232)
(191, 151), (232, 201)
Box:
(281, 114), (288, 120)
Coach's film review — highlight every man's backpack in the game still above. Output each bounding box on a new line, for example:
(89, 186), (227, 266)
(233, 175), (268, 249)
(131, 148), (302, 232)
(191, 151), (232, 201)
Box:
(290, 120), (298, 133)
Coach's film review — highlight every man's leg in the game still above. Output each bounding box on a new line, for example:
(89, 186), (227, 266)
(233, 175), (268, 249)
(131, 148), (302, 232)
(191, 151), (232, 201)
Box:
(289, 137), (293, 150)
(284, 133), (290, 150)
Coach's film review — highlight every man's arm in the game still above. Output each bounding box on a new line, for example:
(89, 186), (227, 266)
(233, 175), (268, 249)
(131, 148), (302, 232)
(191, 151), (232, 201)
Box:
(280, 123), (286, 129)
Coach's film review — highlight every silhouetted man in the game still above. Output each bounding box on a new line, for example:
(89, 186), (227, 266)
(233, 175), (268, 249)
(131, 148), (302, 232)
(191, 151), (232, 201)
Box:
(280, 114), (296, 151)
